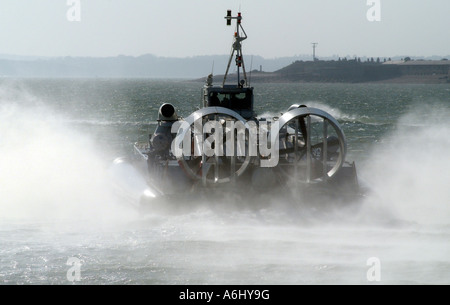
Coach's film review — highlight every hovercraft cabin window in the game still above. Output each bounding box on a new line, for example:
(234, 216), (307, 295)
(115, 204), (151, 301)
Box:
(208, 92), (252, 110)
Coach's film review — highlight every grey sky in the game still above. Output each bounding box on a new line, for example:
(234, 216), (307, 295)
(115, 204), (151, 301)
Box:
(0, 0), (448, 58)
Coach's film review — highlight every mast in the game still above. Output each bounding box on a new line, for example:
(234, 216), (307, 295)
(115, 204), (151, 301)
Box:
(223, 10), (248, 87)
(312, 42), (318, 61)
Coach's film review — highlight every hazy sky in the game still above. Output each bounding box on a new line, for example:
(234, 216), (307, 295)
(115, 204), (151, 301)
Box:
(0, 0), (449, 59)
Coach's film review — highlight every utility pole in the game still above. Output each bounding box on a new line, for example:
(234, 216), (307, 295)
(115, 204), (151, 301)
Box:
(312, 43), (318, 61)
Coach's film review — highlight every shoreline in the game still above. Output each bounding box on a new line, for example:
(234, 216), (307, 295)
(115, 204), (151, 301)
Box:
(195, 73), (449, 85)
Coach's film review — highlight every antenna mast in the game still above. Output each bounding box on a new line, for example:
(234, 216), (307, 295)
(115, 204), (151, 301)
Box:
(312, 42), (318, 61)
(223, 10), (248, 87)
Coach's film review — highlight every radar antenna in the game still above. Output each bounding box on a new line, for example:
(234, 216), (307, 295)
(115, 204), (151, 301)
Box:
(223, 10), (248, 87)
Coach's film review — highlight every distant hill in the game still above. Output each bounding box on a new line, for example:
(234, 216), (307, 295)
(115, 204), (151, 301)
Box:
(0, 54), (312, 78)
(206, 59), (450, 84)
(0, 54), (449, 83)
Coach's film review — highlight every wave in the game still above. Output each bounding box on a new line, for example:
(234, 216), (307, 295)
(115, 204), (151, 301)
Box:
(258, 101), (376, 125)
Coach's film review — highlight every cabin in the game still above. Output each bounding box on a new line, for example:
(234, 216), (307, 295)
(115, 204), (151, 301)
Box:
(202, 85), (254, 120)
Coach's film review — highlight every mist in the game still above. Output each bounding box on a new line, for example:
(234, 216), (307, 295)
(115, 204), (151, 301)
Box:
(1, 87), (448, 227)
(358, 102), (450, 226)
(0, 87), (134, 224)
(0, 82), (449, 285)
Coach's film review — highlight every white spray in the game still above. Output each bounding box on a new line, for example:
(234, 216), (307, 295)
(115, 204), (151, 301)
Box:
(359, 102), (450, 226)
(0, 87), (135, 224)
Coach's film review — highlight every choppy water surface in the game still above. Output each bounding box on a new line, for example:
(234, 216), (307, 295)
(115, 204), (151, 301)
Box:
(0, 78), (449, 284)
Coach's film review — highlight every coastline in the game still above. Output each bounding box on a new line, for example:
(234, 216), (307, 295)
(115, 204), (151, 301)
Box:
(195, 72), (449, 85)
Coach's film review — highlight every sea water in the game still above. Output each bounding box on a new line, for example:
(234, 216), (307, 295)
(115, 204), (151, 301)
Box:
(0, 78), (449, 284)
